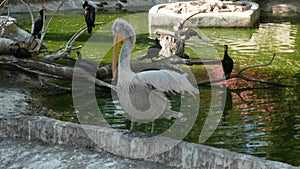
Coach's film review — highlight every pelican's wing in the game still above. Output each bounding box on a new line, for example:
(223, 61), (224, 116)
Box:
(135, 69), (199, 96)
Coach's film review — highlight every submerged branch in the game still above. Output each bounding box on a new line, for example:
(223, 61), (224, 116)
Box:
(237, 53), (276, 74)
(197, 53), (294, 87)
(234, 73), (294, 87)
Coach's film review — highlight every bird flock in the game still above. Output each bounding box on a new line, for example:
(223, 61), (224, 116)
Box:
(11, 1), (234, 136)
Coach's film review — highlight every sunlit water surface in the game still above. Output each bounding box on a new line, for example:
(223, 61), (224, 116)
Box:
(10, 10), (300, 166)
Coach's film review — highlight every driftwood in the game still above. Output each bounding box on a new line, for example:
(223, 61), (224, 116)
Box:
(0, 53), (189, 90)
(43, 22), (104, 61)
(0, 56), (115, 90)
(0, 38), (16, 54)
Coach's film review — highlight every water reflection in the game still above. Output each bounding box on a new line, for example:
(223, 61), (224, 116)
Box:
(206, 85), (300, 165)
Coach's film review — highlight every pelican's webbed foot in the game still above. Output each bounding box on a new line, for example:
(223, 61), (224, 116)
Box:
(122, 130), (138, 137)
(122, 131), (155, 138)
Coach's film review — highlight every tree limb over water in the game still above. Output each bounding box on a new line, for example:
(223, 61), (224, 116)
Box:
(197, 53), (294, 87)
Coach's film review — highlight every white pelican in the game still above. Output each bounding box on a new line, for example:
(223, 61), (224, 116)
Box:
(112, 18), (199, 133)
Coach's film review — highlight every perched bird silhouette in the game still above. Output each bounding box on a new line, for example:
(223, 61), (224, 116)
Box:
(137, 38), (162, 61)
(221, 45), (234, 79)
(96, 2), (108, 7)
(33, 9), (45, 38)
(76, 51), (99, 77)
(11, 43), (31, 58)
(83, 1), (96, 34)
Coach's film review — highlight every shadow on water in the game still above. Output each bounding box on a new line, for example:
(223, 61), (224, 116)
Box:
(8, 10), (300, 166)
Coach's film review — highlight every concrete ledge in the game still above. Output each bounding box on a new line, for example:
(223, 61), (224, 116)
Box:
(5, 0), (192, 13)
(1, 114), (298, 168)
(148, 1), (260, 33)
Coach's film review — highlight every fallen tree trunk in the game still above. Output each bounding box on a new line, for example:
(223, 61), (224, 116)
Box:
(0, 38), (15, 54)
(0, 55), (187, 90)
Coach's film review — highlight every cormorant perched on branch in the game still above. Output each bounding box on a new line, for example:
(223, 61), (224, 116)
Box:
(96, 2), (108, 8)
(83, 1), (96, 34)
(33, 9), (45, 38)
(11, 43), (31, 58)
(222, 45), (234, 79)
(76, 51), (98, 76)
(137, 38), (162, 61)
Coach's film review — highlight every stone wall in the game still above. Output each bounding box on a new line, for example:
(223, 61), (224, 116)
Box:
(260, 0), (300, 13)
(5, 0), (192, 13)
(1, 114), (298, 169)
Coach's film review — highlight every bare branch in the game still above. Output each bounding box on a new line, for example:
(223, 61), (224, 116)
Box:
(65, 22), (105, 51)
(0, 4), (10, 37)
(234, 74), (293, 87)
(0, 56), (116, 90)
(18, 0), (34, 34)
(73, 70), (117, 91)
(0, 60), (65, 79)
(196, 77), (226, 86)
(33, 0), (66, 53)
(196, 54), (294, 87)
(43, 0), (66, 37)
(39, 77), (72, 91)
(237, 53), (276, 74)
(43, 22), (104, 61)
(182, 11), (203, 26)
(0, 0), (7, 8)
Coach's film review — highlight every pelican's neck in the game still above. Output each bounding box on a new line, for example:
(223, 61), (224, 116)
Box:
(118, 38), (135, 78)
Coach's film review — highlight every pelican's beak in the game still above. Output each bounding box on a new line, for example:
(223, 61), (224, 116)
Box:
(112, 35), (124, 80)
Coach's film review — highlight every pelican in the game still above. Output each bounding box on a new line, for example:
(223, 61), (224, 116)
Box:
(112, 19), (199, 134)
(222, 45), (234, 79)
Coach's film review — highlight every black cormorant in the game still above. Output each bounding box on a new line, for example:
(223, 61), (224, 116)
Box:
(33, 9), (45, 38)
(96, 2), (108, 7)
(83, 1), (96, 34)
(12, 43), (31, 58)
(221, 45), (234, 79)
(137, 38), (162, 61)
(115, 3), (123, 9)
(76, 51), (98, 76)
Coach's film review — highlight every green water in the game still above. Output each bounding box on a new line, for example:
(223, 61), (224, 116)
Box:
(12, 10), (300, 166)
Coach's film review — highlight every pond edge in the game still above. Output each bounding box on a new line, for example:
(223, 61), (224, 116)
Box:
(0, 114), (298, 169)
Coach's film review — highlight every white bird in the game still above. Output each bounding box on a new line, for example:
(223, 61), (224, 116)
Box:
(111, 18), (199, 134)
